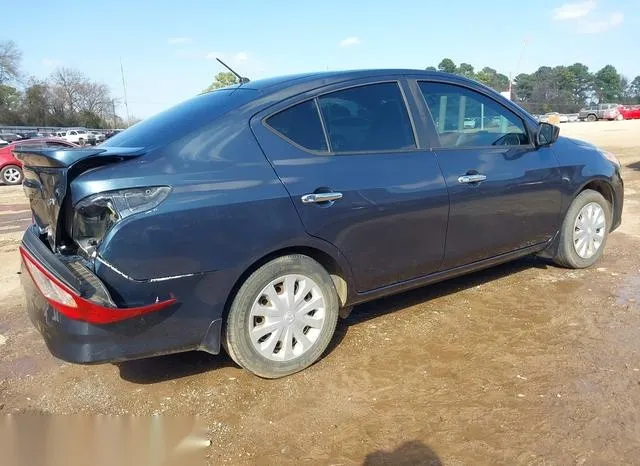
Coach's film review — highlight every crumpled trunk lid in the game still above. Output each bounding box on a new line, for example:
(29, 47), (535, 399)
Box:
(13, 146), (144, 250)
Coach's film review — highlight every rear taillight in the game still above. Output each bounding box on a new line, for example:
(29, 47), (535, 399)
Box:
(20, 247), (176, 324)
(23, 253), (77, 308)
(72, 186), (171, 256)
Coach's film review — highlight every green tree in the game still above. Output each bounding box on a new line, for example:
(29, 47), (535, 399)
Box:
(594, 65), (623, 103)
(203, 72), (239, 92)
(21, 80), (49, 125)
(565, 63), (593, 105)
(457, 63), (475, 79)
(438, 58), (457, 74)
(425, 66), (437, 72)
(629, 76), (640, 103)
(0, 84), (22, 124)
(514, 73), (534, 102)
(475, 67), (509, 92)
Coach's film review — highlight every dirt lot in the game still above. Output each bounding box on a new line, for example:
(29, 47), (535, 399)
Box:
(1, 120), (639, 465)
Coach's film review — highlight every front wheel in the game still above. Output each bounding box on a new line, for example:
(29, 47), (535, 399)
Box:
(1, 165), (23, 185)
(586, 114), (597, 122)
(553, 189), (611, 269)
(224, 255), (339, 378)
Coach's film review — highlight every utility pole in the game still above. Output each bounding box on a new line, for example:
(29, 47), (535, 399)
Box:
(120, 58), (130, 127)
(509, 38), (530, 98)
(112, 99), (117, 129)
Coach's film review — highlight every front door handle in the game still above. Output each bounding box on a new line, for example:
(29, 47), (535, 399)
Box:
(301, 192), (343, 204)
(457, 174), (487, 184)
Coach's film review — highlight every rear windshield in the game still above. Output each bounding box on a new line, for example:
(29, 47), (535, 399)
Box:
(102, 88), (259, 149)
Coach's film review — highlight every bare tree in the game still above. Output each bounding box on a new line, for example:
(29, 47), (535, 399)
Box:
(0, 40), (22, 84)
(51, 67), (85, 114)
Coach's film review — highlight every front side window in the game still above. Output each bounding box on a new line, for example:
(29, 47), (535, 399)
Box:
(419, 82), (529, 148)
(266, 100), (328, 152)
(318, 82), (416, 152)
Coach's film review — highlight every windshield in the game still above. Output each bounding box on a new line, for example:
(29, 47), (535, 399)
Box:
(102, 88), (259, 149)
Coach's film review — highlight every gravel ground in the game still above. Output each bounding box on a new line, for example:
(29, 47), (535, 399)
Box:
(1, 120), (639, 465)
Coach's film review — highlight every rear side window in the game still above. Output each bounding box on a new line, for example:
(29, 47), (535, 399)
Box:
(46, 141), (71, 148)
(103, 88), (258, 149)
(318, 83), (416, 152)
(266, 100), (328, 151)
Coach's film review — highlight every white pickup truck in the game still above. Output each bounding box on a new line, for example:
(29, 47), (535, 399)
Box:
(58, 129), (90, 145)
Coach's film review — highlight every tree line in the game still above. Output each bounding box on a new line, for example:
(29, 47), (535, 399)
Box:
(0, 40), (126, 128)
(427, 58), (640, 114)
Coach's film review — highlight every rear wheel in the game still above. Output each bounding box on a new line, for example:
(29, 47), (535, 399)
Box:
(586, 114), (597, 122)
(224, 255), (339, 378)
(553, 189), (611, 269)
(1, 165), (23, 185)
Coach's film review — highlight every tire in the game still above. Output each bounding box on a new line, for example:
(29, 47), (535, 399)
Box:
(553, 189), (611, 269)
(586, 114), (597, 122)
(1, 165), (23, 185)
(223, 254), (339, 378)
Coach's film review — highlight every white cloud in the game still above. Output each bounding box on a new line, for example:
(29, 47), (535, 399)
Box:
(579, 11), (624, 33)
(233, 52), (248, 62)
(338, 36), (361, 48)
(41, 58), (62, 68)
(552, 1), (596, 20)
(167, 37), (192, 45)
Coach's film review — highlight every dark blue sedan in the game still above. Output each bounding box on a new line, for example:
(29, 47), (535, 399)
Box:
(16, 70), (623, 378)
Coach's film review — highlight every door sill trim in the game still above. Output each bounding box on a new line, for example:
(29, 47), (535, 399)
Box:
(350, 241), (550, 306)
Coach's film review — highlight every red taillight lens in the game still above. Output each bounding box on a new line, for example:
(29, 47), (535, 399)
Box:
(20, 247), (176, 324)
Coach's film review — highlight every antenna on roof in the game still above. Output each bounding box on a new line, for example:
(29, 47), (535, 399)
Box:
(216, 58), (250, 84)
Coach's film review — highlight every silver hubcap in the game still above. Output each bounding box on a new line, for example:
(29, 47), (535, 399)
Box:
(573, 202), (606, 259)
(3, 168), (21, 183)
(249, 274), (326, 361)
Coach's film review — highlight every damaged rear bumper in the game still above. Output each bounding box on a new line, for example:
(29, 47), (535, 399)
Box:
(20, 225), (224, 364)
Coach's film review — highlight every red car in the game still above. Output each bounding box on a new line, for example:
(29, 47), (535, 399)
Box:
(618, 105), (640, 120)
(0, 138), (78, 185)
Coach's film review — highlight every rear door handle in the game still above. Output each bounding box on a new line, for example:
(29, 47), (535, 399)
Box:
(457, 174), (487, 184)
(301, 192), (343, 204)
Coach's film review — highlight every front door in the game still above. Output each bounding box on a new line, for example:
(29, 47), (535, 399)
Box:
(416, 80), (564, 269)
(252, 80), (449, 292)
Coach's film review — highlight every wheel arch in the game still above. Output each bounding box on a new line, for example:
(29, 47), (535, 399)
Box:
(578, 178), (615, 227)
(222, 244), (353, 324)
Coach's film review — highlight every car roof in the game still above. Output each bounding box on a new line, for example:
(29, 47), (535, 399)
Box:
(219, 69), (474, 94)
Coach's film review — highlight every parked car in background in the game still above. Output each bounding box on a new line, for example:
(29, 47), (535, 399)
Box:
(0, 138), (78, 185)
(0, 138), (8, 147)
(61, 129), (90, 145)
(16, 70), (623, 378)
(463, 117), (477, 129)
(618, 105), (640, 120)
(89, 131), (105, 144)
(103, 129), (122, 140)
(578, 104), (620, 121)
(0, 133), (22, 142)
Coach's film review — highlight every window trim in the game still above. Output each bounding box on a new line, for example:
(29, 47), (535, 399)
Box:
(415, 79), (536, 151)
(262, 80), (420, 156)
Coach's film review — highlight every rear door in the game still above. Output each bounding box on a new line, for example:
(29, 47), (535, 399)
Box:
(251, 78), (449, 292)
(413, 79), (564, 269)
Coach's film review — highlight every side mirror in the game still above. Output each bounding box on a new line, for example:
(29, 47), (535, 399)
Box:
(536, 122), (560, 147)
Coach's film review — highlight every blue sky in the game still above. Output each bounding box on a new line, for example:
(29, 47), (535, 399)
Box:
(5, 0), (638, 118)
